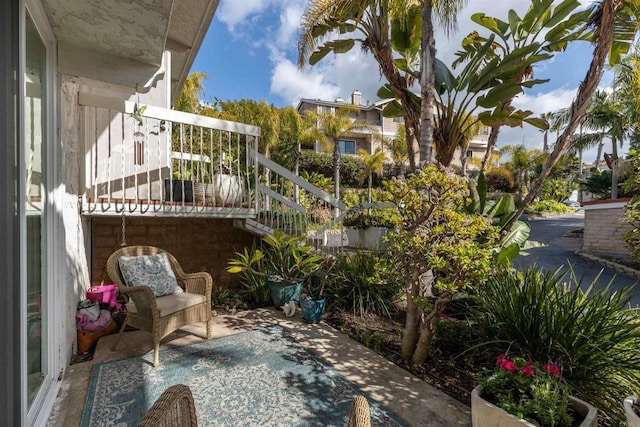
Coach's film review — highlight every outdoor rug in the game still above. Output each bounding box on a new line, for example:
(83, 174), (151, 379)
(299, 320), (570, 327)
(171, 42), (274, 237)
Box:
(80, 325), (407, 426)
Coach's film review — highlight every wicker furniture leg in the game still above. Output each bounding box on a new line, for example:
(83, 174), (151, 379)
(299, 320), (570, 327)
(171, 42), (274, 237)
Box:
(153, 337), (160, 367)
(111, 316), (128, 351)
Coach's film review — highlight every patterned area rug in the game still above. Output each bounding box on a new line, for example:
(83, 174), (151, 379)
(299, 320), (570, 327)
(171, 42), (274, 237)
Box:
(81, 326), (406, 426)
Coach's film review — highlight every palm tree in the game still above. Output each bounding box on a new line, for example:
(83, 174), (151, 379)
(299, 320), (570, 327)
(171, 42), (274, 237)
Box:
(298, 0), (420, 172)
(505, 0), (640, 231)
(456, 2), (591, 174)
(418, 0), (468, 166)
(298, 0), (470, 170)
(175, 72), (207, 114)
(501, 145), (543, 195)
(358, 148), (386, 205)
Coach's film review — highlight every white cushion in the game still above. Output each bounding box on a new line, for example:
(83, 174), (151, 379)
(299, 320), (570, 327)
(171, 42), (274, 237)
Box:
(118, 253), (183, 297)
(126, 293), (206, 317)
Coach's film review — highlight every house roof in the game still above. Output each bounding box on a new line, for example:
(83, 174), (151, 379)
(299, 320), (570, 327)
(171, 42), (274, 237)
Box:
(43, 0), (219, 104)
(296, 97), (394, 112)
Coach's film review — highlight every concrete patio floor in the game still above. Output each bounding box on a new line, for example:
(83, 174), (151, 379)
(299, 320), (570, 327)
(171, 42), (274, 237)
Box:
(47, 308), (471, 426)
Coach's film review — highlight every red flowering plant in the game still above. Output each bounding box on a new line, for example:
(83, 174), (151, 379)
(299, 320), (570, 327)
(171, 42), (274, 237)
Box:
(476, 353), (573, 426)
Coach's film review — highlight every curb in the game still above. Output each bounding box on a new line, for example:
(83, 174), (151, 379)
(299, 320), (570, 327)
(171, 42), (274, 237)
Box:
(575, 250), (640, 280)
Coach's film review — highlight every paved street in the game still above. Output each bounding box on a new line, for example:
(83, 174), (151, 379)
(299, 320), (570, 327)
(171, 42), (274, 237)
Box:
(514, 212), (640, 306)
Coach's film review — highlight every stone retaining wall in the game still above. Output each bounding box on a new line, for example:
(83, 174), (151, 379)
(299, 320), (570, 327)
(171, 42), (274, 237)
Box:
(582, 199), (632, 257)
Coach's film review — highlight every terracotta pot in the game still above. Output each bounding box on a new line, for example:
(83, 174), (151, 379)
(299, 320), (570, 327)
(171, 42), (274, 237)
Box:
(471, 386), (597, 427)
(624, 395), (640, 427)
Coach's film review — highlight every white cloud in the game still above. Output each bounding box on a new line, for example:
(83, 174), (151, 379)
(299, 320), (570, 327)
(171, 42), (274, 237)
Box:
(217, 0), (273, 31)
(270, 49), (384, 106)
(276, 2), (306, 47)
(270, 60), (341, 104)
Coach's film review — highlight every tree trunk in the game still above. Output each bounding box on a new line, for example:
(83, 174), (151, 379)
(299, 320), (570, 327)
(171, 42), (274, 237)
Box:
(480, 125), (500, 174)
(418, 0), (435, 167)
(460, 149), (468, 177)
(411, 295), (451, 365)
(401, 270), (422, 359)
(295, 143), (300, 203)
(371, 16), (420, 174)
(611, 136), (619, 198)
(595, 139), (604, 169)
(368, 174), (373, 205)
(333, 140), (341, 199)
(504, 0), (617, 233)
(543, 130), (549, 153)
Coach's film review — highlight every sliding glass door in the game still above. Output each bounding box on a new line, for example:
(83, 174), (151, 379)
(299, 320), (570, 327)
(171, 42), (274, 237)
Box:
(24, 9), (48, 412)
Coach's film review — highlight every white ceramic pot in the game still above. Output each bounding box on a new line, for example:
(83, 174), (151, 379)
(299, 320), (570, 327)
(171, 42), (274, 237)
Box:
(345, 227), (388, 249)
(624, 395), (640, 427)
(213, 174), (244, 206)
(471, 386), (597, 427)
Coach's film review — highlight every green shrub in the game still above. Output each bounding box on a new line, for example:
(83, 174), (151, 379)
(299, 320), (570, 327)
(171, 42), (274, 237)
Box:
(475, 266), (640, 424)
(524, 200), (573, 214)
(343, 208), (401, 229)
(231, 243), (271, 304)
(299, 151), (366, 188)
(433, 317), (476, 356)
(541, 178), (577, 202)
(326, 250), (403, 318)
(486, 168), (515, 192)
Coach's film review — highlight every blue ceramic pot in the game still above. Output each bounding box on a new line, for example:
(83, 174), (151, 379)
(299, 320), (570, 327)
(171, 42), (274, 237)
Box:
(300, 299), (326, 323)
(268, 280), (302, 307)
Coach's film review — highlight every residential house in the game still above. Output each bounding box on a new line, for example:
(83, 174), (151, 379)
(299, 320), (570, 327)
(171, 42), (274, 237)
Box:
(297, 90), (403, 160)
(297, 90), (490, 169)
(4, 1), (347, 425)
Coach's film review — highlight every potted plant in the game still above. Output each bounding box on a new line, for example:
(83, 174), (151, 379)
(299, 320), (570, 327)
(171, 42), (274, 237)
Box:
(299, 260), (333, 323)
(624, 395), (640, 427)
(213, 153), (244, 206)
(343, 207), (400, 249)
(227, 231), (324, 307)
(164, 167), (193, 203)
(473, 354), (597, 427)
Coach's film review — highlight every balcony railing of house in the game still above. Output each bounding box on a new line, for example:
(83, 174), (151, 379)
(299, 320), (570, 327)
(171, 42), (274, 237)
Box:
(79, 95), (259, 217)
(79, 94), (348, 251)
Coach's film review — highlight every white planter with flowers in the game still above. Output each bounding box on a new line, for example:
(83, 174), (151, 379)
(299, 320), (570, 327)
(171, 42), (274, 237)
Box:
(472, 387), (597, 427)
(624, 395), (640, 427)
(473, 354), (597, 427)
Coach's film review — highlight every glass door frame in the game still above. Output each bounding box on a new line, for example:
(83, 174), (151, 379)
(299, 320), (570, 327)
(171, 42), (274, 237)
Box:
(21, 0), (62, 424)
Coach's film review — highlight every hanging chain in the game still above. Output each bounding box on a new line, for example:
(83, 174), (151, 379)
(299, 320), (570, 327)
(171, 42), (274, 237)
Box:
(120, 212), (127, 247)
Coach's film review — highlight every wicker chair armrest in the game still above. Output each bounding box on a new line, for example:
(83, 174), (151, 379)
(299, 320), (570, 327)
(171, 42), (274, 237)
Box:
(180, 272), (213, 301)
(139, 384), (198, 427)
(121, 285), (159, 319)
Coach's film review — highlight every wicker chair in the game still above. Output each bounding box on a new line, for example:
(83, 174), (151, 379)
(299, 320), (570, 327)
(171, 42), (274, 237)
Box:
(107, 245), (212, 366)
(138, 384), (198, 427)
(347, 395), (371, 427)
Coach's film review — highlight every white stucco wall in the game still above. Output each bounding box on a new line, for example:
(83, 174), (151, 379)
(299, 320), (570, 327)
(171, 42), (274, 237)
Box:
(58, 63), (170, 366)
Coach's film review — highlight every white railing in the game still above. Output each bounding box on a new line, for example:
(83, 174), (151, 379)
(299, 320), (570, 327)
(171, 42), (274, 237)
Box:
(78, 94), (351, 252)
(79, 95), (259, 217)
(253, 154), (348, 253)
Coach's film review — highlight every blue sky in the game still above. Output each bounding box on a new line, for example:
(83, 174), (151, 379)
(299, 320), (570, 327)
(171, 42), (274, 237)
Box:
(191, 0), (615, 163)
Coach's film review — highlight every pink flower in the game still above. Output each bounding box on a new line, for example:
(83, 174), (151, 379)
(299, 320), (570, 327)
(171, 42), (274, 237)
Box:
(501, 360), (516, 372)
(520, 366), (535, 376)
(439, 313), (451, 320)
(542, 364), (561, 376)
(496, 354), (506, 366)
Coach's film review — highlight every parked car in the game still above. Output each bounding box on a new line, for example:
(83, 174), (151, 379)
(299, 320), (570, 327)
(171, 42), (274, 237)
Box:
(562, 199), (581, 208)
